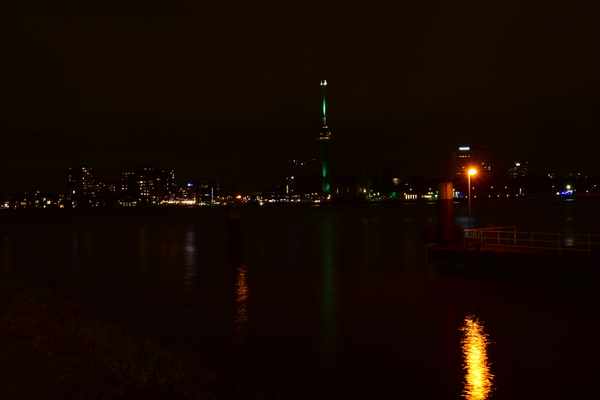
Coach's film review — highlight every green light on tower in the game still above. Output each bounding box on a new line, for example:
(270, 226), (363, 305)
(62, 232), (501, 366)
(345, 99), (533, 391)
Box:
(319, 80), (331, 196)
(321, 80), (327, 122)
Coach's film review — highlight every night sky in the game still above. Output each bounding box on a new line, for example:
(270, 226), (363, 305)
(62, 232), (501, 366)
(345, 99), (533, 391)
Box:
(2, 1), (599, 194)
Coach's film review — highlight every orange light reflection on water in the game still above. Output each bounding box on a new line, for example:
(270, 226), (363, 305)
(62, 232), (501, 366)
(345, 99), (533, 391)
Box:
(461, 315), (494, 400)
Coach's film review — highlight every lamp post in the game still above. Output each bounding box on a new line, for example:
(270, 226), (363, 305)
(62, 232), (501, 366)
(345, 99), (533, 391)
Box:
(467, 168), (477, 230)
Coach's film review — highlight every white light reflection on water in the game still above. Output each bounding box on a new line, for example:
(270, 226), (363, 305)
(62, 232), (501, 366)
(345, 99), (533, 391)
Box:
(183, 226), (198, 315)
(233, 264), (249, 343)
(183, 227), (197, 291)
(461, 315), (494, 400)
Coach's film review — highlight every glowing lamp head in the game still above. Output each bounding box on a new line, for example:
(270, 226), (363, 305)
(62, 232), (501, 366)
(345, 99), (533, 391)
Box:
(468, 169), (478, 176)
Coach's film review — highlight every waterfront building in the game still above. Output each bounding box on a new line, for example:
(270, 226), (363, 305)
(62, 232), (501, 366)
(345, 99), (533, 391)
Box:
(9, 190), (64, 209)
(368, 168), (401, 199)
(134, 164), (175, 205)
(119, 171), (137, 206)
(67, 166), (96, 208)
(334, 183), (369, 201)
(96, 181), (120, 207)
(284, 159), (321, 198)
(509, 161), (529, 179)
(187, 180), (221, 204)
(452, 146), (492, 177)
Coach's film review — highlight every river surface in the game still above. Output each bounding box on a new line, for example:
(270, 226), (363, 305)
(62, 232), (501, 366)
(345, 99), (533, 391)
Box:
(1, 200), (599, 399)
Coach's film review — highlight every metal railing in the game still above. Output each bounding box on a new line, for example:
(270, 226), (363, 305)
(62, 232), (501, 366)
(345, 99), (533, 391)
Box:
(463, 226), (600, 257)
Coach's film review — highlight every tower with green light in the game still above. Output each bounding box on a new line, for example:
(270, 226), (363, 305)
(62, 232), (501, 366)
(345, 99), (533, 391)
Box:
(318, 80), (332, 196)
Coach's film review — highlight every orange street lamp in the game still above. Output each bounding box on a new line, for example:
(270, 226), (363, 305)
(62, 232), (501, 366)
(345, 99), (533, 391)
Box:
(467, 168), (477, 229)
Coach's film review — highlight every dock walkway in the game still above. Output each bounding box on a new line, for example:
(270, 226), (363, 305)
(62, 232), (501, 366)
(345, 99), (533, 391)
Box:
(429, 226), (600, 287)
(462, 226), (600, 257)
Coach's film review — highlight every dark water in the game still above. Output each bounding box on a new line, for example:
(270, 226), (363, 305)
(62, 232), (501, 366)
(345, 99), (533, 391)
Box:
(1, 200), (599, 399)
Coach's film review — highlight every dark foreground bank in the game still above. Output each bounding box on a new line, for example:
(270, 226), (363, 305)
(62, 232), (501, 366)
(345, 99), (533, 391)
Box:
(0, 279), (276, 400)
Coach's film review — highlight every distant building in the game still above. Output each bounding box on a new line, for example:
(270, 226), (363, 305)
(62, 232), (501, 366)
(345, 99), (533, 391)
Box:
(508, 161), (529, 179)
(117, 164), (176, 206)
(6, 164), (227, 209)
(333, 183), (369, 202)
(120, 171), (137, 205)
(368, 168), (401, 199)
(187, 180), (221, 204)
(9, 190), (64, 209)
(96, 181), (120, 207)
(452, 146), (492, 177)
(567, 172), (588, 180)
(284, 159), (320, 197)
(67, 166), (96, 207)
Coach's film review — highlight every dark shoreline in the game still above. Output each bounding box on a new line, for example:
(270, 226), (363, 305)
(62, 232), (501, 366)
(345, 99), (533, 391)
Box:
(2, 194), (599, 213)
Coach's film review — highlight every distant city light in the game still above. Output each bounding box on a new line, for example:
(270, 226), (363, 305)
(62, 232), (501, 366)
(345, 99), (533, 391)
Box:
(459, 147), (470, 151)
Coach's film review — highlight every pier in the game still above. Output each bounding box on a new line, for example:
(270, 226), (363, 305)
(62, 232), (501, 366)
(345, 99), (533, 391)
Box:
(428, 226), (600, 287)
(463, 226), (600, 257)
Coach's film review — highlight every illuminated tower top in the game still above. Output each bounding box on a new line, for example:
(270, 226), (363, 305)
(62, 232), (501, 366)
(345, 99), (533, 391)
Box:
(318, 80), (331, 196)
(319, 80), (331, 141)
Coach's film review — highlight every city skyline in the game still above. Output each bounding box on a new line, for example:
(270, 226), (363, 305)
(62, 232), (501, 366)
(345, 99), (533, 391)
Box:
(1, 144), (599, 199)
(2, 1), (599, 195)
(3, 152), (598, 209)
